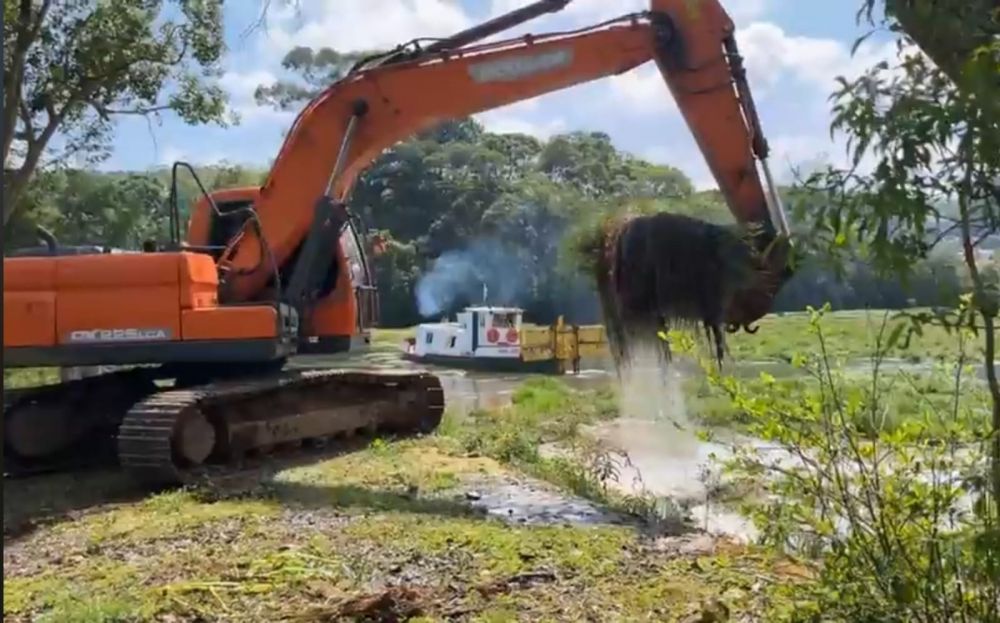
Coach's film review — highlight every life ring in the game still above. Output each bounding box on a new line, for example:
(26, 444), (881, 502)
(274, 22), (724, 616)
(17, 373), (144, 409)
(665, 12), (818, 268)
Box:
(506, 328), (518, 343)
(486, 328), (500, 343)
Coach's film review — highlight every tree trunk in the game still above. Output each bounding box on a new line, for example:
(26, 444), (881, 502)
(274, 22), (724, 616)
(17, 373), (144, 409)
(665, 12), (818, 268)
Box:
(887, 0), (999, 87)
(984, 314), (1000, 512)
(957, 131), (1000, 512)
(3, 168), (31, 228)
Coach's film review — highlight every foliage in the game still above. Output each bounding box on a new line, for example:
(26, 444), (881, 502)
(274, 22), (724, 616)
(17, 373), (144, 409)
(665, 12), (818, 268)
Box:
(1, 36), (981, 329)
(4, 135), (975, 327)
(696, 306), (999, 622)
(2, 0), (233, 228)
(794, 0), (1000, 518)
(253, 45), (381, 110)
(3, 163), (266, 250)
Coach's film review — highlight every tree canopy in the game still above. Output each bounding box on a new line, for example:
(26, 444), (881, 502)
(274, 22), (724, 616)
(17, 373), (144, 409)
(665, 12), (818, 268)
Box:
(2, 0), (234, 229)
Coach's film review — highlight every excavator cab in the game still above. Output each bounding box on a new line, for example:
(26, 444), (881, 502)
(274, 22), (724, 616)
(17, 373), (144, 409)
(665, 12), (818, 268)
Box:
(3, 164), (299, 372)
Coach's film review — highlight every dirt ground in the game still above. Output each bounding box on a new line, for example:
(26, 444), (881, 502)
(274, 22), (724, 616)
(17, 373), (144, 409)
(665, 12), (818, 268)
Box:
(3, 433), (811, 623)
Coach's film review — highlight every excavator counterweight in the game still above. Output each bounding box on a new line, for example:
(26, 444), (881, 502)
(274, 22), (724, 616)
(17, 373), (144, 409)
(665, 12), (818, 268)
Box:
(3, 0), (793, 485)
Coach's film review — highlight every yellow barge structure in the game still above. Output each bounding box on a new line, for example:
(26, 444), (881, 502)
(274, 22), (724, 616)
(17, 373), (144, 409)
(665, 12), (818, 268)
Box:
(401, 306), (608, 374)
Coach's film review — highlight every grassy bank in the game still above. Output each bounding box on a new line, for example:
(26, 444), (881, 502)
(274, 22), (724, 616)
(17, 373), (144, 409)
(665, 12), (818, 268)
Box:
(725, 309), (973, 362)
(4, 379), (808, 622)
(2, 309), (977, 392)
(685, 365), (992, 438)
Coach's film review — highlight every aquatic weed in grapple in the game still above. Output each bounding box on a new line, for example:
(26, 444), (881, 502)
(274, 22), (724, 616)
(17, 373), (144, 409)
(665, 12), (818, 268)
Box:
(582, 211), (764, 372)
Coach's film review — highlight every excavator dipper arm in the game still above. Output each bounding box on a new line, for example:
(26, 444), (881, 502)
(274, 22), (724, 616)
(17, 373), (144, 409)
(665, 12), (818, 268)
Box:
(191, 0), (791, 325)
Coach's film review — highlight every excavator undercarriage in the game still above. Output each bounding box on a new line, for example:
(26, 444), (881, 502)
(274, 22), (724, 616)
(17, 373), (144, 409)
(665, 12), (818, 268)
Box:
(4, 365), (444, 486)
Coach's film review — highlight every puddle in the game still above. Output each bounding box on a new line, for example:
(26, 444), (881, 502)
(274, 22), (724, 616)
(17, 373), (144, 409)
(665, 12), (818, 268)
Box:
(458, 473), (629, 527)
(292, 349), (614, 417)
(585, 418), (803, 542)
(290, 346), (772, 539)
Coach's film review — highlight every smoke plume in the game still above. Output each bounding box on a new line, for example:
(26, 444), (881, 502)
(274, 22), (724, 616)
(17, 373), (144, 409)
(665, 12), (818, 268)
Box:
(414, 238), (532, 318)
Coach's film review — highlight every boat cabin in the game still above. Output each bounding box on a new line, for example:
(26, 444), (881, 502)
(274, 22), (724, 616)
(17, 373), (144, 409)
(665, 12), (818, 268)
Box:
(411, 306), (523, 359)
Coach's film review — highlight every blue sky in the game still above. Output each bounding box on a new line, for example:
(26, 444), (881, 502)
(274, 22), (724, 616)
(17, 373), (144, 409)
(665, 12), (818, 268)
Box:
(100, 0), (899, 189)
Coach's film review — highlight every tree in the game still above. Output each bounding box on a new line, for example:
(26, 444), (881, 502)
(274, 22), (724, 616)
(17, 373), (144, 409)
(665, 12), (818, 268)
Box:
(254, 45), (380, 110)
(774, 4), (1000, 616)
(799, 0), (1000, 507)
(2, 0), (233, 229)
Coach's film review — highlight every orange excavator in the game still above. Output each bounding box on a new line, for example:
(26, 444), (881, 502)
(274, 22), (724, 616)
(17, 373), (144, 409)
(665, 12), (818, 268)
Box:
(3, 0), (793, 485)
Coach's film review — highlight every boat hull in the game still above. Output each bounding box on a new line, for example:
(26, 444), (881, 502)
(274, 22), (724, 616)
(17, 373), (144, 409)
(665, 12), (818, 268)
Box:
(401, 351), (562, 374)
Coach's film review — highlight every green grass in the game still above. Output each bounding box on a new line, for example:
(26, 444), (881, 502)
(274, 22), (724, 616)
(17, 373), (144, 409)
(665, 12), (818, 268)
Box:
(3, 377), (808, 622)
(725, 309), (972, 363)
(685, 361), (991, 439)
(3, 367), (59, 389)
(374, 308), (982, 364)
(3, 310), (983, 394)
(371, 327), (414, 347)
(6, 310), (987, 620)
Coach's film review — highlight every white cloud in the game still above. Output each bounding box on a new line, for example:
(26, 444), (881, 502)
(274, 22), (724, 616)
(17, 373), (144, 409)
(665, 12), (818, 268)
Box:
(218, 68), (295, 124)
(476, 100), (567, 138)
(257, 0), (472, 56)
(157, 145), (231, 167)
(489, 0), (771, 30)
(736, 21), (898, 96)
(608, 64), (677, 114)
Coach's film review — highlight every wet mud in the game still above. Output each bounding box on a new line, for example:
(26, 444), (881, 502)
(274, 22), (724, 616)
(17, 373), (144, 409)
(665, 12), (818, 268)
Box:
(457, 472), (631, 527)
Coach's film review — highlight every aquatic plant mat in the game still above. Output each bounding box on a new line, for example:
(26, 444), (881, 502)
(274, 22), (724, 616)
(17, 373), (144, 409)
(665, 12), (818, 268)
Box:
(579, 211), (762, 369)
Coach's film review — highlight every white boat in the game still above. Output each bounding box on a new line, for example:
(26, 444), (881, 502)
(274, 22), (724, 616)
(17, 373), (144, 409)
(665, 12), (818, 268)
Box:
(401, 306), (555, 372)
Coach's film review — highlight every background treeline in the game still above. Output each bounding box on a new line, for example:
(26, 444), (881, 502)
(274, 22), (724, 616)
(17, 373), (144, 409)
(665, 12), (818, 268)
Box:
(4, 118), (969, 327)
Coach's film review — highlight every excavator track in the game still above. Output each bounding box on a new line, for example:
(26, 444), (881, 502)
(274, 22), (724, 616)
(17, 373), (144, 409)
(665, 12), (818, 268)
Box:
(4, 368), (159, 478)
(117, 368), (444, 487)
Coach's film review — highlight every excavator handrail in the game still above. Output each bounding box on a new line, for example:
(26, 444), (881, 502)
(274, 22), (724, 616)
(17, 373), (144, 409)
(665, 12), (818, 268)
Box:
(168, 161), (289, 337)
(359, 12), (653, 71)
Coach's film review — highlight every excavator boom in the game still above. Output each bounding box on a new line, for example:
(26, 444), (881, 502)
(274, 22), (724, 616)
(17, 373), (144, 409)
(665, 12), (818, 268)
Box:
(190, 0), (791, 327)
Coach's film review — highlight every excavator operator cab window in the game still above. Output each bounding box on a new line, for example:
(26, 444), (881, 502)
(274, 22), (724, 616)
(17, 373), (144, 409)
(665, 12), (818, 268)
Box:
(206, 199), (255, 261)
(339, 222), (370, 287)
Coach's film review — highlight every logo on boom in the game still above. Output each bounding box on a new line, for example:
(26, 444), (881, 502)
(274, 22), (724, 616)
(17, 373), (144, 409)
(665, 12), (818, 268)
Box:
(468, 48), (573, 83)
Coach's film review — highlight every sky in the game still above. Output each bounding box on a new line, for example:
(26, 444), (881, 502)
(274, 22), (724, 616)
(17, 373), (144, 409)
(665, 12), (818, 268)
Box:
(100, 0), (900, 190)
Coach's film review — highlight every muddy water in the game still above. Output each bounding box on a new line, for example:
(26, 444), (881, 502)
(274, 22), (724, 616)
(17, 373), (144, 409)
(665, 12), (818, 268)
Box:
(291, 347), (615, 416)
(291, 344), (958, 541)
(292, 346), (767, 537)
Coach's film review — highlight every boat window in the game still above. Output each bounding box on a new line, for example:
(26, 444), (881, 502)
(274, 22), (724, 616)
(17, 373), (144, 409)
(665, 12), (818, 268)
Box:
(479, 316), (485, 327)
(425, 333), (433, 344)
(493, 312), (517, 328)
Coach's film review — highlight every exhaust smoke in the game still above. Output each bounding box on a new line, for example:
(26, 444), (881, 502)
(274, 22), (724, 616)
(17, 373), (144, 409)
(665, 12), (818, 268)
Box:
(414, 237), (531, 318)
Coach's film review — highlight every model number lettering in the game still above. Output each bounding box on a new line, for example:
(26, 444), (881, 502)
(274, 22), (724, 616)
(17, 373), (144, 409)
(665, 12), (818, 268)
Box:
(68, 328), (171, 343)
(468, 48), (573, 83)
